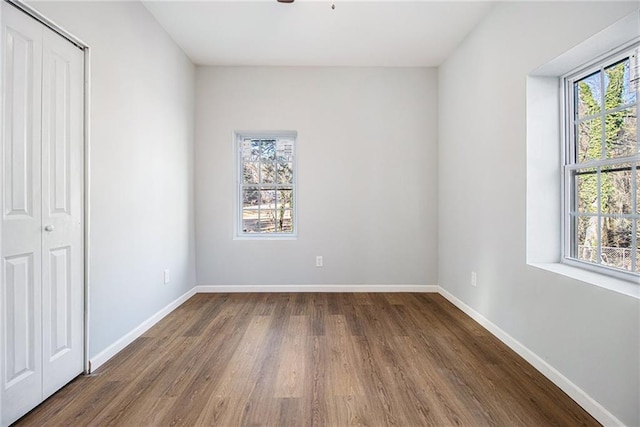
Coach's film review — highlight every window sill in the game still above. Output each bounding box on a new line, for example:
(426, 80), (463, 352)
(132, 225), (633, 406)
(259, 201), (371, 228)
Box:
(234, 235), (297, 241)
(529, 262), (639, 299)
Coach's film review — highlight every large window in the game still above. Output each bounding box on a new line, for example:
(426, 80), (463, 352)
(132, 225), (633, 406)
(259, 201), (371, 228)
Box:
(564, 44), (639, 280)
(236, 132), (296, 238)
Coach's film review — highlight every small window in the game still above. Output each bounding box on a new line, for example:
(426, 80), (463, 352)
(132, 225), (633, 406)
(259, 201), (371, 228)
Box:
(235, 132), (297, 238)
(564, 44), (639, 280)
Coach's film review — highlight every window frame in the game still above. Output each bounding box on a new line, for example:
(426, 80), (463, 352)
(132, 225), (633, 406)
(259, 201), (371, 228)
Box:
(234, 131), (298, 240)
(561, 43), (639, 282)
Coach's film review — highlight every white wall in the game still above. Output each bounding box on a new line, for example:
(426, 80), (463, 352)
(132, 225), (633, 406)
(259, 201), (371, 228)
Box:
(28, 1), (197, 359)
(438, 2), (639, 425)
(195, 67), (438, 287)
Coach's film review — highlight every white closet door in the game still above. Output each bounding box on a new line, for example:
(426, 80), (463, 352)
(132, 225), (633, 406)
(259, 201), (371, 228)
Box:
(40, 23), (84, 400)
(1, 3), (84, 425)
(1, 4), (44, 425)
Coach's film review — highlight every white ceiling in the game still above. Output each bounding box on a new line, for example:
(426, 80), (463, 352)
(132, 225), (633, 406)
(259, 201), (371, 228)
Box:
(142, 1), (495, 67)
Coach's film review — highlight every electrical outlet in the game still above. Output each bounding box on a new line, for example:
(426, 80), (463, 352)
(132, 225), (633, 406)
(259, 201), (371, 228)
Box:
(471, 271), (477, 287)
(164, 269), (170, 284)
(316, 256), (323, 267)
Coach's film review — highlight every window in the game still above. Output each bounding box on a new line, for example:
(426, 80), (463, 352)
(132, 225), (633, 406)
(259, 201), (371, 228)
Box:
(236, 132), (296, 238)
(564, 44), (639, 280)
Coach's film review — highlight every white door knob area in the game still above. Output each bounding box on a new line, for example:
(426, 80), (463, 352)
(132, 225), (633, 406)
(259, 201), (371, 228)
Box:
(44, 225), (54, 232)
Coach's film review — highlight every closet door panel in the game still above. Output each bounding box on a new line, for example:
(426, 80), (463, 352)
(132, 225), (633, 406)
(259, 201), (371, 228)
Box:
(1, 4), (43, 426)
(41, 23), (84, 400)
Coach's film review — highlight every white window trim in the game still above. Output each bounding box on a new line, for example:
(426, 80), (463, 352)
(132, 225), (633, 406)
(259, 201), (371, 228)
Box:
(561, 43), (639, 282)
(233, 131), (298, 240)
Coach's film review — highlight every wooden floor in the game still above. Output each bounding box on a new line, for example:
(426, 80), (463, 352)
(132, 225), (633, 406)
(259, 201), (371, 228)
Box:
(16, 293), (598, 426)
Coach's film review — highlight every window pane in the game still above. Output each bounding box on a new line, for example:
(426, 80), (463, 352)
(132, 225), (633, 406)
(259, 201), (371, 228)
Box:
(577, 117), (602, 162)
(277, 162), (294, 184)
(573, 167), (598, 213)
(277, 189), (293, 210)
(601, 163), (632, 214)
(601, 218), (633, 271)
(260, 190), (275, 209)
(605, 107), (637, 159)
(576, 72), (602, 119)
(242, 139), (260, 161)
(238, 134), (296, 236)
(259, 209), (275, 232)
(277, 209), (293, 233)
(243, 162), (259, 184)
(242, 188), (260, 208)
(605, 58), (636, 108)
(261, 163), (275, 184)
(276, 139), (294, 162)
(567, 49), (639, 278)
(576, 215), (599, 263)
(261, 140), (276, 162)
(242, 209), (259, 233)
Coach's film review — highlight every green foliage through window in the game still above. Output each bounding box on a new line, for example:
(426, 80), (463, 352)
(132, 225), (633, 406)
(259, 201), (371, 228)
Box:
(567, 46), (639, 277)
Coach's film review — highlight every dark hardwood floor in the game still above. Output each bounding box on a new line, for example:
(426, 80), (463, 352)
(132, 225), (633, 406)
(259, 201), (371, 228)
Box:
(15, 293), (598, 426)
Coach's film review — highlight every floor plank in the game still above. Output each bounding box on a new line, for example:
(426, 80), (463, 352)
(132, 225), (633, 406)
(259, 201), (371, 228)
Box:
(15, 293), (599, 426)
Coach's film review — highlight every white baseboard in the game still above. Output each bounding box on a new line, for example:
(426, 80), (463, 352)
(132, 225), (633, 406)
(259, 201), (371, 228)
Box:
(196, 284), (438, 293)
(437, 286), (623, 427)
(89, 287), (197, 373)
